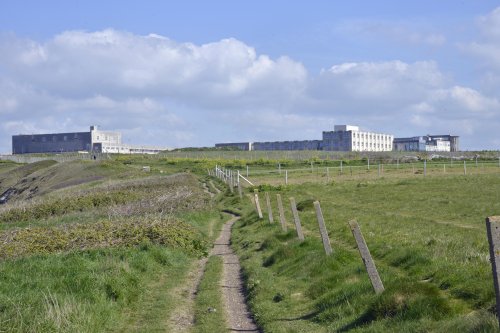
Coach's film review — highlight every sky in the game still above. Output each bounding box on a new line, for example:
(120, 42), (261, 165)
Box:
(1, 1), (500, 153)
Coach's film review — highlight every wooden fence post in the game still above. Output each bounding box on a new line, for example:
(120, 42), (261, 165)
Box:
(265, 192), (274, 223)
(464, 161), (467, 175)
(289, 197), (304, 241)
(348, 220), (384, 294)
(424, 160), (427, 177)
(237, 170), (243, 199)
(486, 216), (500, 328)
(313, 201), (333, 255)
(285, 170), (288, 185)
(254, 190), (263, 219)
(229, 170), (234, 193)
(277, 194), (287, 231)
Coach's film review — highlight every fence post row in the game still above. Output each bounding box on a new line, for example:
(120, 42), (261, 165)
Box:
(314, 201), (333, 255)
(277, 194), (287, 231)
(486, 216), (500, 328)
(265, 192), (274, 223)
(289, 197), (305, 241)
(348, 220), (385, 294)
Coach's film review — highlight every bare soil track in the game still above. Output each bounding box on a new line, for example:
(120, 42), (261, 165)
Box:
(212, 215), (259, 332)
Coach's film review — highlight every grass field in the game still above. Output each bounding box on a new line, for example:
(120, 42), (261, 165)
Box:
(0, 159), (226, 332)
(2, 154), (500, 332)
(228, 172), (500, 332)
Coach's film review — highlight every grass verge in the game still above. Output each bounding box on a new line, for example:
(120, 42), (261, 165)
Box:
(193, 256), (226, 333)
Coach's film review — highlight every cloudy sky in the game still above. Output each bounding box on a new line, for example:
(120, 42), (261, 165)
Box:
(1, 1), (500, 153)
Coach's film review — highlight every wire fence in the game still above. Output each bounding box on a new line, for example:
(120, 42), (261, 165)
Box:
(222, 159), (500, 186)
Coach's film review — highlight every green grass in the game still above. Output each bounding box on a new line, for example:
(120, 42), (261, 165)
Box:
(0, 160), (222, 332)
(229, 173), (500, 332)
(0, 245), (192, 332)
(193, 256), (227, 333)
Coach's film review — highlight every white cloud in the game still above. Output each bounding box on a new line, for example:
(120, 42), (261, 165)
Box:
(461, 7), (500, 70)
(477, 7), (500, 38)
(0, 29), (499, 153)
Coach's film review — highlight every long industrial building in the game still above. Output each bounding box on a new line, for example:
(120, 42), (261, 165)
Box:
(216, 125), (459, 152)
(12, 126), (169, 154)
(215, 125), (394, 152)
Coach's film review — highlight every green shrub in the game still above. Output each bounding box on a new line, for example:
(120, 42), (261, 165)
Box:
(0, 217), (208, 259)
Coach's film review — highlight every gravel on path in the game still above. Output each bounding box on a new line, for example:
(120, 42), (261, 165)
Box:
(212, 215), (260, 332)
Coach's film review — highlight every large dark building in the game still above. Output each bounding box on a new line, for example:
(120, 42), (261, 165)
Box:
(12, 131), (93, 154)
(12, 126), (168, 155)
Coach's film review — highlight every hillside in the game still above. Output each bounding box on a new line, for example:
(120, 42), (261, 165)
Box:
(0, 159), (227, 332)
(3, 155), (500, 332)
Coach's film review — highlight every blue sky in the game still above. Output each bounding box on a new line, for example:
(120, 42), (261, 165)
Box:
(1, 1), (500, 152)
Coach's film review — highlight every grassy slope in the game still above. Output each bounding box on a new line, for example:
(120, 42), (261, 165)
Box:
(0, 160), (224, 332)
(230, 173), (500, 332)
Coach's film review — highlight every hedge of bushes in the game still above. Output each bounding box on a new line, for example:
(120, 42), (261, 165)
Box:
(0, 217), (208, 259)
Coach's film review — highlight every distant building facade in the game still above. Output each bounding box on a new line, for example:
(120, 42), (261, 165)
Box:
(322, 125), (393, 152)
(214, 125), (393, 152)
(393, 135), (459, 152)
(252, 140), (322, 151)
(215, 142), (254, 151)
(12, 126), (169, 155)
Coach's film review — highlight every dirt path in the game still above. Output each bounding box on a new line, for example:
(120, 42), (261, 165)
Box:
(212, 215), (259, 332)
(169, 182), (257, 332)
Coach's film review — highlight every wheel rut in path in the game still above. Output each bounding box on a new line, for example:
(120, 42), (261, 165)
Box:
(212, 215), (259, 332)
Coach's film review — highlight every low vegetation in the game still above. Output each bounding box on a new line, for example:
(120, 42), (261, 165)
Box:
(2, 154), (500, 332)
(193, 256), (227, 332)
(0, 159), (220, 332)
(0, 216), (208, 259)
(230, 173), (500, 332)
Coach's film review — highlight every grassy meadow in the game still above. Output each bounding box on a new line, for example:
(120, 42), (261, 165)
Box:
(229, 171), (500, 332)
(2, 152), (500, 332)
(0, 158), (227, 332)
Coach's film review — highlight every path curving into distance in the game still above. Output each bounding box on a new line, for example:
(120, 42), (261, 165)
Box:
(212, 215), (259, 332)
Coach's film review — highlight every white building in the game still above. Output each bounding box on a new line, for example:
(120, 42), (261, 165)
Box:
(322, 125), (393, 152)
(90, 126), (169, 154)
(425, 138), (451, 152)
